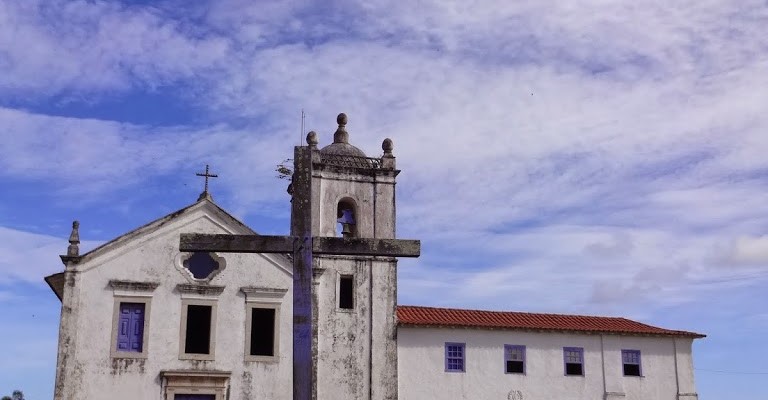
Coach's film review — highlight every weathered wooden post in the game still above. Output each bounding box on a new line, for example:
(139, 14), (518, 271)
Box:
(180, 114), (420, 400)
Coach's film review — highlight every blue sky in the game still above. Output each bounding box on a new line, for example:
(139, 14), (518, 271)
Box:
(1, 0), (768, 398)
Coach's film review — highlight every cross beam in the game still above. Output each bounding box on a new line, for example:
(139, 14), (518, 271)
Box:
(180, 233), (420, 257)
(180, 143), (420, 400)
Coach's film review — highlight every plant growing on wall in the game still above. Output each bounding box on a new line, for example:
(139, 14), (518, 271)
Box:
(275, 158), (293, 180)
(1, 390), (24, 400)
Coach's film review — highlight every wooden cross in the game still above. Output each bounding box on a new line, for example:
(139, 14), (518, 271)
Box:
(180, 146), (420, 400)
(196, 164), (218, 194)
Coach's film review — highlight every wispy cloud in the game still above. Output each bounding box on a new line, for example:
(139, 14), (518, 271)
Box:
(0, 227), (102, 284)
(0, 0), (231, 97)
(2, 1), (768, 398)
(2, 0), (767, 314)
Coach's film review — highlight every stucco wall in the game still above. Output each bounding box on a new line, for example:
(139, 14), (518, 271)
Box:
(311, 164), (399, 400)
(397, 327), (697, 400)
(55, 204), (294, 400)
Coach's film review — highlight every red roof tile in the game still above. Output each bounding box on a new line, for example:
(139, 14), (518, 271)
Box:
(396, 306), (705, 339)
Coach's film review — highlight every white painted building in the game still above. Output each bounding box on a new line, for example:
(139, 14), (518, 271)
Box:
(46, 199), (296, 400)
(396, 306), (703, 400)
(45, 114), (704, 400)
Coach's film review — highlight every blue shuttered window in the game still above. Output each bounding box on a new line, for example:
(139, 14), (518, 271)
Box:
(117, 302), (145, 352)
(445, 342), (466, 372)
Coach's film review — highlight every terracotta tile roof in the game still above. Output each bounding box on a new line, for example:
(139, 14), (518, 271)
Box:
(397, 306), (705, 339)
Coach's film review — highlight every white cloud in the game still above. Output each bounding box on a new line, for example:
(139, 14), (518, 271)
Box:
(723, 235), (768, 267)
(0, 0), (767, 319)
(0, 227), (96, 284)
(0, 0), (230, 95)
(0, 107), (299, 209)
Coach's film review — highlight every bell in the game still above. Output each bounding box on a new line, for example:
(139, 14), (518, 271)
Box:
(341, 223), (353, 238)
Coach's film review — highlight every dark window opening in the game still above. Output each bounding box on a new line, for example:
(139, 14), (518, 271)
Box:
(565, 363), (583, 376)
(250, 308), (276, 356)
(184, 305), (212, 354)
(175, 395), (215, 400)
(506, 360), (524, 374)
(623, 364), (641, 376)
(339, 275), (354, 309)
(183, 252), (219, 280)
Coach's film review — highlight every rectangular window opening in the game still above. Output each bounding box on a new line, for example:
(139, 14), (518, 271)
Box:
(185, 305), (212, 354)
(116, 302), (145, 353)
(339, 275), (354, 309)
(174, 395), (216, 400)
(622, 350), (642, 376)
(564, 347), (584, 376)
(250, 308), (276, 357)
(505, 345), (525, 374)
(445, 342), (465, 372)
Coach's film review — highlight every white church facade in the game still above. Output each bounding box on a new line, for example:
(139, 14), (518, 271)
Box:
(44, 114), (704, 400)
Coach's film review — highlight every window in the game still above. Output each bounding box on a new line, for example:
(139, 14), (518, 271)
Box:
(183, 252), (221, 280)
(563, 347), (584, 376)
(445, 342), (465, 372)
(110, 295), (152, 359)
(504, 345), (525, 374)
(116, 303), (145, 353)
(240, 287), (287, 362)
(185, 305), (212, 354)
(245, 304), (279, 361)
(339, 275), (354, 309)
(622, 350), (642, 376)
(250, 308), (275, 356)
(179, 300), (217, 360)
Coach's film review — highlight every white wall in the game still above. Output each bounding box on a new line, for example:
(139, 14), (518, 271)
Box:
(311, 164), (399, 400)
(55, 204), (294, 400)
(398, 327), (698, 400)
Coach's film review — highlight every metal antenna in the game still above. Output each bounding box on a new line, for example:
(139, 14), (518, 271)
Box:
(300, 109), (305, 144)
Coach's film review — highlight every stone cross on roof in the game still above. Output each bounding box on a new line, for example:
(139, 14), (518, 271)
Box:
(195, 164), (218, 201)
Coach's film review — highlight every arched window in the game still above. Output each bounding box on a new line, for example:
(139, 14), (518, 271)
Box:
(337, 198), (357, 238)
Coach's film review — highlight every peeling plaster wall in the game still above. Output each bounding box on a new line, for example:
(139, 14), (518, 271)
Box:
(312, 165), (399, 400)
(398, 327), (698, 400)
(54, 206), (293, 400)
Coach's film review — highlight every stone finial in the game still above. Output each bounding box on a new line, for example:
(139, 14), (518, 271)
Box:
(382, 138), (394, 155)
(306, 131), (318, 148)
(337, 112), (348, 126)
(67, 220), (80, 257)
(333, 113), (349, 144)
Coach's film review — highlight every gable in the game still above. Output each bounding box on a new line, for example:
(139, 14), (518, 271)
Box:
(45, 199), (292, 300)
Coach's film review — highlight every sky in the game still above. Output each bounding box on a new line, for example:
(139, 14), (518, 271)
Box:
(1, 0), (767, 398)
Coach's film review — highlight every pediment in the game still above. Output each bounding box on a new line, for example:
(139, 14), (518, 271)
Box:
(69, 199), (291, 275)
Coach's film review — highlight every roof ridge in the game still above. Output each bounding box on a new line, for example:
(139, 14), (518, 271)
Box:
(66, 197), (256, 266)
(396, 305), (706, 339)
(398, 305), (627, 321)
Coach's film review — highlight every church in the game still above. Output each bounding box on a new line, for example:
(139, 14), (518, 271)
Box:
(44, 114), (704, 400)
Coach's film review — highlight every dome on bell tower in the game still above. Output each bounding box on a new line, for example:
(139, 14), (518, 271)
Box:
(319, 113), (367, 157)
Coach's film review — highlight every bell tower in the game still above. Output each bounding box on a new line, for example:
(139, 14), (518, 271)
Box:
(307, 113), (400, 400)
